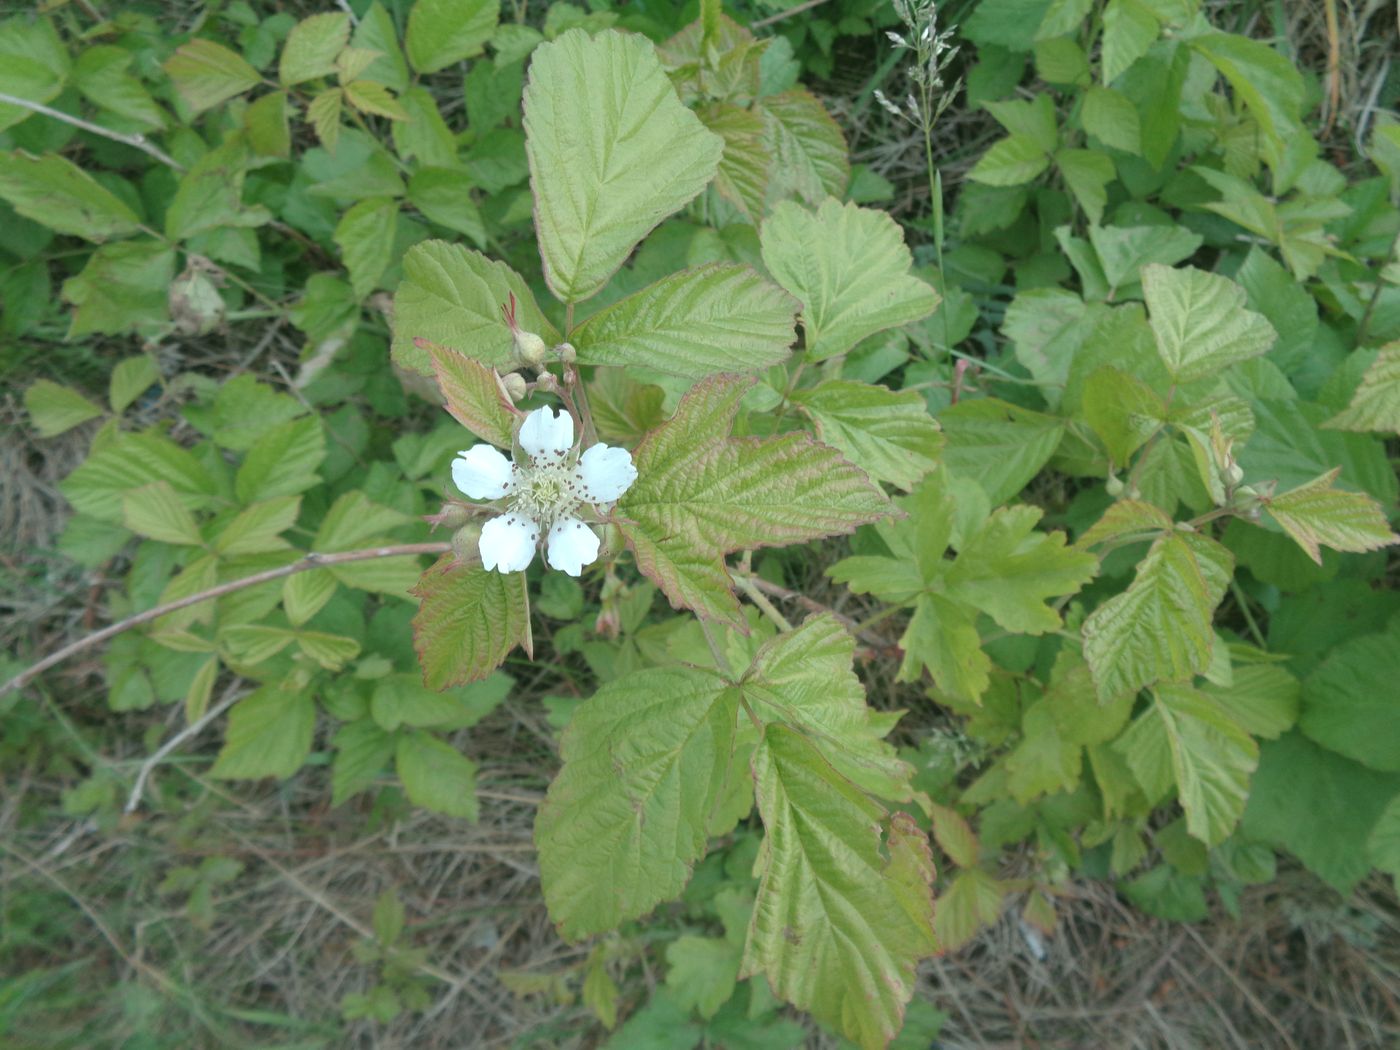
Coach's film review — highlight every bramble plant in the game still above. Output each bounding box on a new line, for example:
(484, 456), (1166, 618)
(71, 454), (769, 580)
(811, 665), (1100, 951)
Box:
(6, 0), (1400, 1046)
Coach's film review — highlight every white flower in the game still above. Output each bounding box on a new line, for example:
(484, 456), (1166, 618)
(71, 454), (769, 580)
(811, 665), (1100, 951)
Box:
(452, 405), (637, 577)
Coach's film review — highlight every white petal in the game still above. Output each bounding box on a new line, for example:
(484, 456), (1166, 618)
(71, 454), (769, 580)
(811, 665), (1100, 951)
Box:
(575, 443), (637, 504)
(452, 445), (515, 500)
(479, 513), (539, 573)
(518, 405), (574, 462)
(545, 517), (600, 577)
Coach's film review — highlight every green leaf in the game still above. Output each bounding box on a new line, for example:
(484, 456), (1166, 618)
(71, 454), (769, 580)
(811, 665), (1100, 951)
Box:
(0, 16), (68, 132)
(307, 88), (342, 151)
(163, 39), (261, 114)
(1055, 148), (1114, 225)
(1243, 731), (1400, 894)
(394, 87), (457, 166)
(743, 726), (936, 1050)
(900, 593), (990, 701)
(122, 481), (203, 546)
(63, 431), (214, 523)
(280, 12), (350, 86)
(701, 103), (768, 221)
(1190, 32), (1304, 162)
(984, 95), (1059, 152)
(283, 568), (337, 627)
(371, 672), (510, 732)
(1150, 685), (1257, 846)
(395, 731), (479, 820)
(1241, 399), (1397, 507)
(314, 491), (412, 551)
(405, 0), (498, 73)
(244, 90), (291, 158)
(73, 45), (165, 129)
(1089, 225), (1203, 296)
(1082, 531), (1233, 701)
(932, 868), (1005, 953)
(573, 264), (797, 379)
(165, 138), (270, 243)
(938, 397), (1063, 504)
(1038, 0), (1094, 38)
(759, 89), (850, 205)
(1081, 86), (1141, 153)
(210, 683), (316, 780)
(536, 665), (737, 938)
(426, 343), (519, 448)
(760, 198), (939, 361)
(792, 380), (943, 491)
(1326, 344), (1400, 433)
(618, 375), (890, 627)
(408, 167), (485, 245)
(214, 496), (300, 556)
(62, 240), (175, 337)
(1101, 0), (1159, 83)
(331, 720), (394, 806)
(1300, 622), (1400, 772)
(334, 196), (399, 300)
(1199, 661), (1299, 740)
(0, 151), (142, 241)
(944, 505), (1098, 634)
(967, 134), (1051, 186)
(109, 356), (160, 415)
(524, 29), (723, 303)
(1263, 468), (1398, 565)
(344, 79), (409, 120)
(25, 380), (103, 438)
(297, 631), (360, 671)
(411, 557), (531, 688)
(236, 416), (327, 502)
(1369, 795), (1400, 875)
(1080, 365), (1165, 464)
(351, 2), (410, 91)
(665, 936), (740, 1020)
(391, 240), (558, 375)
(1142, 264), (1275, 383)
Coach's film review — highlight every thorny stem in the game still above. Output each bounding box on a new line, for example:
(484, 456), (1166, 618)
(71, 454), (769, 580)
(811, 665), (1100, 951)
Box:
(1, 543), (451, 698)
(735, 574), (793, 632)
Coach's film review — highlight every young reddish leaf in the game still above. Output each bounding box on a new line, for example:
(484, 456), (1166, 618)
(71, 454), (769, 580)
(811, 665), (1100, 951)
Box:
(423, 339), (520, 448)
(1262, 468), (1399, 565)
(411, 556), (531, 688)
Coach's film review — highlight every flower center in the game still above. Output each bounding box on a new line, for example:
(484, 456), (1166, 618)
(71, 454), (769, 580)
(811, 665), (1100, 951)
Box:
(510, 461), (579, 526)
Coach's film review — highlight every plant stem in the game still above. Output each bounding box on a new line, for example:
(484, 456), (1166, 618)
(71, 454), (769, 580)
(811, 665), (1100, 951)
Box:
(1230, 579), (1268, 649)
(0, 91), (185, 171)
(735, 574), (793, 632)
(698, 619), (734, 679)
(2, 543), (451, 698)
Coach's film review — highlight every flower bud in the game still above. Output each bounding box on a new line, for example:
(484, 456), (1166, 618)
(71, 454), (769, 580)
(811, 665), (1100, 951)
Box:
(1105, 474), (1125, 497)
(451, 522), (483, 564)
(557, 341), (577, 364)
(502, 372), (529, 402)
(427, 503), (471, 531)
(513, 329), (548, 369)
(1224, 462), (1245, 487)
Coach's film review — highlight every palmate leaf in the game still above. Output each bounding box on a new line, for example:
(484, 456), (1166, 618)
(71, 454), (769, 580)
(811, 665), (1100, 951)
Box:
(760, 198), (939, 361)
(571, 264), (798, 379)
(524, 29), (723, 304)
(411, 556), (532, 688)
(792, 380), (944, 491)
(744, 726), (936, 1050)
(1141, 264), (1275, 383)
(1082, 530), (1233, 701)
(617, 374), (889, 627)
(759, 89), (849, 206)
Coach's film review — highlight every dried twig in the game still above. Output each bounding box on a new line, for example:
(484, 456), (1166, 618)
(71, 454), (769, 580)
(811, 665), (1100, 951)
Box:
(0, 90), (184, 171)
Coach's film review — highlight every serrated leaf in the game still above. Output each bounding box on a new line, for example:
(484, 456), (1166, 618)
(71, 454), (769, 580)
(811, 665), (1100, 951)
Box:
(395, 731), (479, 819)
(524, 29), (723, 303)
(408, 167), (485, 245)
(900, 593), (990, 701)
(1142, 264), (1275, 383)
(109, 356), (159, 415)
(1083, 531), (1233, 701)
(331, 720), (394, 807)
(932, 867), (1005, 953)
(1038, 0), (1095, 39)
(939, 397), (1064, 504)
(344, 79), (409, 120)
(760, 198), (939, 361)
(283, 568), (337, 627)
(1263, 468), (1398, 565)
(0, 17), (68, 132)
(298, 631), (360, 671)
(1190, 32), (1304, 161)
(62, 431), (214, 523)
(391, 240), (558, 375)
(572, 264), (797, 378)
(25, 380), (104, 438)
(214, 496), (300, 556)
(122, 481), (204, 546)
(210, 683), (315, 780)
(62, 240), (175, 337)
(1090, 224), (1204, 298)
(701, 103), (768, 221)
(163, 39), (261, 113)
(334, 196), (399, 300)
(792, 380), (943, 491)
(967, 134), (1052, 186)
(0, 151), (142, 242)
(665, 936), (740, 1020)
(405, 0), (498, 73)
(245, 91), (291, 158)
(183, 655), (218, 724)
(1006, 700), (1082, 802)
(536, 665), (738, 939)
(307, 88), (342, 151)
(1369, 796), (1400, 875)
(370, 672), (509, 732)
(617, 374), (889, 627)
(759, 89), (849, 205)
(314, 491), (411, 551)
(1080, 365), (1165, 465)
(1150, 685), (1258, 846)
(1056, 147), (1114, 224)
(236, 416), (326, 502)
(280, 12), (350, 86)
(944, 505), (1098, 634)
(411, 557), (531, 688)
(1076, 498), (1173, 547)
(928, 801), (979, 867)
(426, 342), (519, 448)
(1101, 0), (1158, 83)
(1200, 662), (1298, 740)
(73, 45), (165, 130)
(743, 726), (935, 1050)
(1300, 621), (1400, 772)
(1326, 344), (1400, 434)
(1081, 85), (1141, 153)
